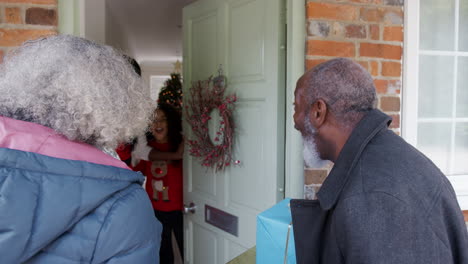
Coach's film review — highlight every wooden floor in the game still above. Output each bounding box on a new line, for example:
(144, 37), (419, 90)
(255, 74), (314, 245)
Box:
(464, 211), (468, 223)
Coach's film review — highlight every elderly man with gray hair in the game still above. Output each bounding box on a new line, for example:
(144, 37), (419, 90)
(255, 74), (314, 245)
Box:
(291, 58), (468, 263)
(0, 35), (162, 263)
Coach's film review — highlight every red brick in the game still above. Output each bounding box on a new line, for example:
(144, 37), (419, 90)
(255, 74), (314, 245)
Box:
(389, 114), (400, 128)
(306, 59), (327, 70)
(304, 169), (328, 184)
(384, 0), (403, 5)
(26, 7), (57, 26)
(5, 7), (22, 24)
(361, 7), (403, 24)
(349, 0), (382, 3)
(360, 8), (384, 22)
(0, 0), (56, 4)
(383, 9), (403, 25)
(381, 61), (401, 77)
(380, 96), (400, 111)
(374, 79), (388, 93)
(383, 26), (403, 41)
(330, 0), (381, 3)
(388, 80), (401, 94)
(374, 79), (401, 94)
(308, 21), (330, 37)
(308, 40), (355, 57)
(370, 60), (379, 76)
(370, 24), (380, 40)
(360, 42), (402, 59)
(307, 2), (359, 21)
(0, 29), (56, 46)
(331, 22), (345, 37)
(356, 60), (369, 71)
(345, 24), (366, 38)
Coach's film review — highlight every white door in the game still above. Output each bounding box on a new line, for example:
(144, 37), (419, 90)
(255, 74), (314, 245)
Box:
(182, 0), (286, 263)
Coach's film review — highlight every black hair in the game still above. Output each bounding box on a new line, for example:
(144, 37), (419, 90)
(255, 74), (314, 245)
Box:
(123, 55), (141, 76)
(146, 103), (182, 151)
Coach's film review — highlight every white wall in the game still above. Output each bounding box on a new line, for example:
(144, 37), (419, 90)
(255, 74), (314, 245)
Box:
(140, 61), (174, 86)
(140, 61), (175, 102)
(104, 0), (194, 101)
(84, 0), (106, 44)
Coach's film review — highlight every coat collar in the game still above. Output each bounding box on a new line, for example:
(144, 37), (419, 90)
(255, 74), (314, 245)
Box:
(0, 116), (129, 169)
(316, 109), (392, 210)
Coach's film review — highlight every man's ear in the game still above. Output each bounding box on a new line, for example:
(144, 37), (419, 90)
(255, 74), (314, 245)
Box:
(308, 99), (328, 128)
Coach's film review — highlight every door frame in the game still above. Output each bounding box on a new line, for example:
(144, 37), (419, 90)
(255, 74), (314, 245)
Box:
(284, 0), (305, 199)
(58, 0), (85, 36)
(58, 0), (106, 45)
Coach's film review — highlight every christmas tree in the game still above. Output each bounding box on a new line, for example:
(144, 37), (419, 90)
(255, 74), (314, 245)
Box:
(158, 73), (183, 111)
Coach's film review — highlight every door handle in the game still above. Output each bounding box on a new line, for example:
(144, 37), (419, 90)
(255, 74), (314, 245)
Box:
(183, 202), (197, 214)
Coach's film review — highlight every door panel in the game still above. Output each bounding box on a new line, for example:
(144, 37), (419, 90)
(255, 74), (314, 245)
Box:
(192, 223), (218, 263)
(229, 102), (265, 211)
(192, 162), (216, 198)
(225, 240), (246, 262)
(189, 5), (219, 83)
(183, 0), (285, 263)
(228, 0), (265, 82)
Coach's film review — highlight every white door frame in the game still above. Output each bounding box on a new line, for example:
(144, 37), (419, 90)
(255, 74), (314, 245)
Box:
(57, 0), (106, 45)
(402, 0), (418, 144)
(285, 0), (305, 199)
(58, 0), (85, 36)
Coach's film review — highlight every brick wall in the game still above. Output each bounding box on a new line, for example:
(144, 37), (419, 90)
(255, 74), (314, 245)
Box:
(304, 0), (404, 196)
(0, 0), (57, 62)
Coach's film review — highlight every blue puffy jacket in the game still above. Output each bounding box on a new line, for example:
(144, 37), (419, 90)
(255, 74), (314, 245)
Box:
(0, 147), (162, 263)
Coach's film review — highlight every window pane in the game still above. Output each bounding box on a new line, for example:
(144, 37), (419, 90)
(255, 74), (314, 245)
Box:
(459, 0), (468, 51)
(418, 55), (454, 118)
(420, 0), (455, 51)
(457, 57), (468, 117)
(454, 123), (468, 174)
(417, 122), (451, 173)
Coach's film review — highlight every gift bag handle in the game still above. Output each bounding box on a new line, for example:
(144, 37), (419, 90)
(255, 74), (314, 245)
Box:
(284, 222), (292, 264)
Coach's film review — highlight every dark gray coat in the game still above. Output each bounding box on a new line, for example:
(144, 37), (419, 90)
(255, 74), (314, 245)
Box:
(291, 109), (468, 264)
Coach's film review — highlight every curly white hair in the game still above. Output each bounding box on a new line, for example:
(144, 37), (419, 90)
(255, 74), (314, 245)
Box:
(0, 35), (155, 149)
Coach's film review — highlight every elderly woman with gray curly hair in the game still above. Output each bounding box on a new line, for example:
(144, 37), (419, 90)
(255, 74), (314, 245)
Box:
(0, 35), (162, 263)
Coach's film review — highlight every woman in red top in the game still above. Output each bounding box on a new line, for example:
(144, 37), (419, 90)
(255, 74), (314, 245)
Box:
(135, 103), (184, 264)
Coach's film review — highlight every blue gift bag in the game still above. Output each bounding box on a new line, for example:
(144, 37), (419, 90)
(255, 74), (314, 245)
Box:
(256, 198), (296, 264)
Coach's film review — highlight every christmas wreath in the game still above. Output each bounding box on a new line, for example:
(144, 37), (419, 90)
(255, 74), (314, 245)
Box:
(185, 75), (238, 171)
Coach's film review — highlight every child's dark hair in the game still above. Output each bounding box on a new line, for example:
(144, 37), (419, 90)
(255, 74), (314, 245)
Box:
(147, 103), (182, 151)
(123, 55), (141, 76)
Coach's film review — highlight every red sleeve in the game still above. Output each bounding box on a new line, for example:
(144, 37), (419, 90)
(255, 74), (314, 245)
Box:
(116, 144), (132, 161)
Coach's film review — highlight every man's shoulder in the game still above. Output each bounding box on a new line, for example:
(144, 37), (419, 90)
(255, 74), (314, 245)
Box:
(340, 129), (450, 215)
(358, 129), (444, 184)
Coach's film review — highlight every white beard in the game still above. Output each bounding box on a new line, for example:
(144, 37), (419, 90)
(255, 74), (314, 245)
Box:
(303, 136), (329, 168)
(302, 117), (330, 168)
